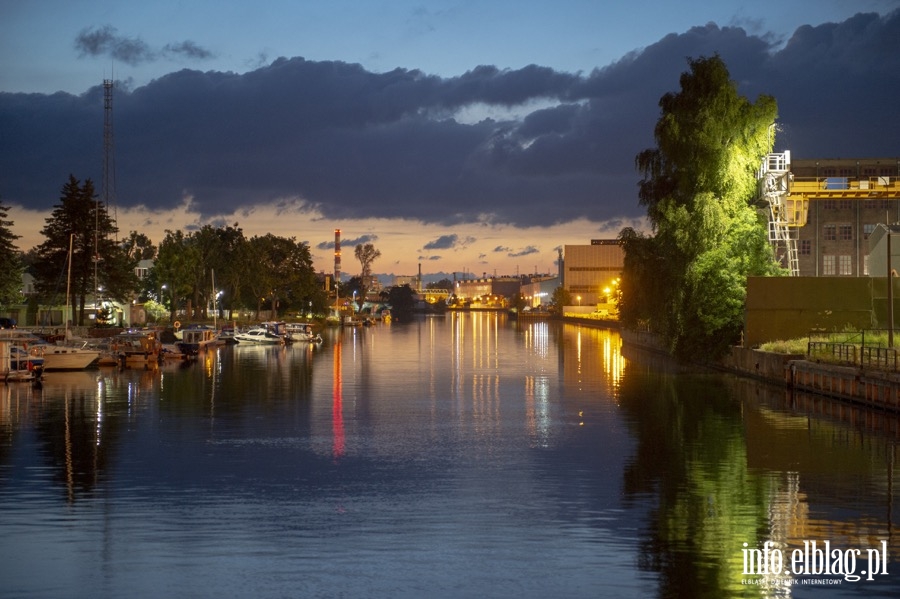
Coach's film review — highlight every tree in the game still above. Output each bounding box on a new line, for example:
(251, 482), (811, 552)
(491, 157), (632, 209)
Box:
(245, 234), (319, 319)
(122, 231), (156, 262)
(549, 286), (571, 315)
(152, 230), (199, 323)
(0, 200), (24, 306)
(354, 242), (381, 309)
(387, 284), (416, 322)
(627, 55), (782, 360)
(32, 175), (137, 326)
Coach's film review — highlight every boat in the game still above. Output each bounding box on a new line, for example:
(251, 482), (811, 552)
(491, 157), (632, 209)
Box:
(28, 341), (101, 371)
(218, 325), (238, 344)
(234, 327), (285, 345)
(284, 322), (323, 343)
(343, 315), (363, 327)
(176, 325), (220, 355)
(25, 233), (102, 371)
(159, 343), (194, 362)
(109, 330), (163, 367)
(1, 341), (43, 383)
(0, 329), (97, 371)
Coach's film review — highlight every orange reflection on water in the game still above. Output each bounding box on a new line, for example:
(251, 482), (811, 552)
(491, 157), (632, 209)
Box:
(332, 339), (344, 460)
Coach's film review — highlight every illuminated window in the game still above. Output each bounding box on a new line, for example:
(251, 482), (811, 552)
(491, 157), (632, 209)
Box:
(823, 255), (836, 275)
(839, 255), (852, 275)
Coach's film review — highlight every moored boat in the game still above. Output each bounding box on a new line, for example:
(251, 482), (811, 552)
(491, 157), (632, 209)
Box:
(109, 330), (163, 367)
(176, 325), (220, 355)
(1, 341), (43, 382)
(234, 327), (285, 345)
(284, 322), (323, 343)
(28, 341), (101, 370)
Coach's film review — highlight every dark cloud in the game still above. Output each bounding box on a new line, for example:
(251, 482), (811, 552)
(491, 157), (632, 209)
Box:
(424, 234), (460, 250)
(316, 234), (378, 250)
(74, 25), (214, 66)
(162, 41), (214, 60)
(75, 25), (154, 65)
(4, 11), (899, 231)
(509, 246), (540, 258)
(422, 233), (475, 250)
(493, 244), (539, 257)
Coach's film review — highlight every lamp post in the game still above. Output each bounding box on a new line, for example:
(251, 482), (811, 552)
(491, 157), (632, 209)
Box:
(889, 232), (894, 348)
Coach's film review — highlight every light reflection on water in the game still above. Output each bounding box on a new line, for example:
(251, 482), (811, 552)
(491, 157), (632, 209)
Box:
(0, 313), (898, 598)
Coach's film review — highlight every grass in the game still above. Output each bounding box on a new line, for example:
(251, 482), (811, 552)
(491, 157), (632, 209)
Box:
(758, 330), (898, 355)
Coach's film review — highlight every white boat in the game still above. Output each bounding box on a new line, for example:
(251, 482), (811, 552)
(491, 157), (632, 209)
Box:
(284, 323), (323, 343)
(23, 233), (102, 371)
(234, 327), (285, 345)
(28, 342), (101, 371)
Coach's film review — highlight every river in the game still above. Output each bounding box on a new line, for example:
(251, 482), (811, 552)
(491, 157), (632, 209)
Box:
(1, 312), (898, 598)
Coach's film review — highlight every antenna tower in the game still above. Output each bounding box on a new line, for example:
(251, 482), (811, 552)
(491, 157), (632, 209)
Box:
(102, 78), (118, 237)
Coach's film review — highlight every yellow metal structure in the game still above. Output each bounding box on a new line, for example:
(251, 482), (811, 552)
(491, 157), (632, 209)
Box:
(789, 176), (900, 198)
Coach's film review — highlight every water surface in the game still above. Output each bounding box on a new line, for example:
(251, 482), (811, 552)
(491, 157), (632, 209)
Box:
(1, 313), (898, 598)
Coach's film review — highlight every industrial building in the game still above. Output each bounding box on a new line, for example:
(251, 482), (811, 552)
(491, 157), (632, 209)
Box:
(760, 155), (900, 277)
(561, 240), (624, 308)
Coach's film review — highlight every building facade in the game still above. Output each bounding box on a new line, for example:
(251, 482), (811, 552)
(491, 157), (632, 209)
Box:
(785, 158), (900, 276)
(562, 240), (624, 307)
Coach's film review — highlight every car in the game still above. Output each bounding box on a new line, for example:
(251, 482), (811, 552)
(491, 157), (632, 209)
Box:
(0, 317), (16, 329)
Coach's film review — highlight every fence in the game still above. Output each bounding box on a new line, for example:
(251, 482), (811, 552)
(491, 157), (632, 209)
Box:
(807, 329), (900, 371)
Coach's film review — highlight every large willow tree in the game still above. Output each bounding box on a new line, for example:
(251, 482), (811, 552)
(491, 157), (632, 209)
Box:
(622, 55), (783, 360)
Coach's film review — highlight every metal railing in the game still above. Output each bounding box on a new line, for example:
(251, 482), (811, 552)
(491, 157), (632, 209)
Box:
(807, 329), (900, 371)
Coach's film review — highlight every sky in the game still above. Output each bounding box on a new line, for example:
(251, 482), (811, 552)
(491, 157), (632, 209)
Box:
(2, 0), (900, 280)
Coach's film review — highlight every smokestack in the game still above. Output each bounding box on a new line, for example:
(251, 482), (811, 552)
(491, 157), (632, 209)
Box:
(334, 229), (341, 287)
(418, 262), (422, 293)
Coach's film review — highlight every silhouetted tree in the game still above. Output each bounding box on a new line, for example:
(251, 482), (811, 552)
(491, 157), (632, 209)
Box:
(354, 242), (381, 309)
(387, 284), (416, 322)
(32, 175), (137, 325)
(0, 199), (24, 305)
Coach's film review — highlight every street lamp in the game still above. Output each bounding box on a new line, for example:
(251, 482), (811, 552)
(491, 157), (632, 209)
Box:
(577, 295), (581, 306)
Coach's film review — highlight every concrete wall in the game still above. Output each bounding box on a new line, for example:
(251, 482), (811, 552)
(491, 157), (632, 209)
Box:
(744, 276), (877, 347)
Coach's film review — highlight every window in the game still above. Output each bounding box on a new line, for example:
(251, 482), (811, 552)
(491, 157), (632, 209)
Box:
(824, 224), (837, 240)
(864, 224), (877, 238)
(823, 199), (837, 210)
(799, 239), (811, 255)
(839, 224), (852, 241)
(823, 255), (836, 275)
(839, 199), (853, 210)
(839, 255), (852, 275)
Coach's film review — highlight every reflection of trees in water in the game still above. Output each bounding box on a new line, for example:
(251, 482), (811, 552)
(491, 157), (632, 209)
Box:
(618, 345), (900, 598)
(34, 388), (128, 503)
(617, 357), (772, 598)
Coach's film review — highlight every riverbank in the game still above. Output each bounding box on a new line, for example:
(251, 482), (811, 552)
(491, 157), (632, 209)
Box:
(563, 316), (900, 414)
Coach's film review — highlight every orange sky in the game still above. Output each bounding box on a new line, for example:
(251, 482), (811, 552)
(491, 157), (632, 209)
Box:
(9, 199), (642, 280)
